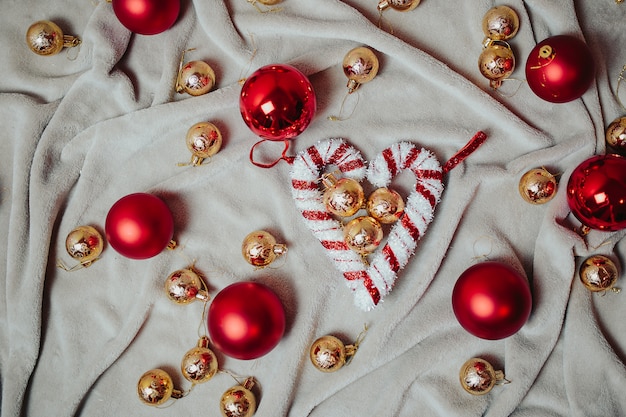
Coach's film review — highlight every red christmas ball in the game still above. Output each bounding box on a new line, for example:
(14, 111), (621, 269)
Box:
(240, 64), (316, 141)
(105, 193), (174, 259)
(111, 0), (180, 35)
(566, 154), (626, 231)
(525, 35), (595, 103)
(452, 262), (532, 340)
(208, 281), (285, 360)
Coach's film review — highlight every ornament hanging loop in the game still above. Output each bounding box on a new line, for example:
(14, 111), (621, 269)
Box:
(328, 92), (359, 121)
(249, 139), (294, 168)
(616, 64), (626, 112)
(176, 48), (195, 93)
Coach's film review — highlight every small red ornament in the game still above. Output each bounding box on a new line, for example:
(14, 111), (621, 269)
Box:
(525, 35), (595, 103)
(105, 193), (174, 259)
(240, 63), (316, 140)
(452, 262), (532, 340)
(240, 64), (316, 165)
(111, 0), (180, 35)
(566, 154), (626, 231)
(208, 281), (285, 360)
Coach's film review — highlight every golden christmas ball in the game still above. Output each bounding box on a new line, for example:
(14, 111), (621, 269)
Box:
(185, 122), (222, 166)
(220, 378), (257, 417)
(377, 0), (420, 12)
(137, 369), (182, 406)
(606, 116), (626, 153)
(366, 187), (405, 224)
(579, 255), (620, 293)
(342, 46), (379, 93)
(26, 20), (80, 56)
(176, 50), (216, 96)
(64, 225), (104, 266)
(310, 335), (359, 373)
(241, 230), (287, 268)
(481, 6), (520, 41)
(478, 41), (515, 89)
(459, 358), (505, 395)
(344, 216), (384, 255)
(322, 174), (365, 218)
(164, 268), (210, 304)
(518, 168), (558, 204)
(257, 0), (282, 4)
(181, 337), (218, 384)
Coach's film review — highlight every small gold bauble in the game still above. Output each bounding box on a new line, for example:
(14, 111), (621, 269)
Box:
(137, 369), (183, 406)
(579, 255), (620, 293)
(377, 0), (420, 12)
(606, 116), (626, 153)
(481, 6), (520, 41)
(309, 335), (359, 373)
(176, 49), (216, 96)
(478, 41), (515, 89)
(65, 225), (104, 266)
(220, 378), (257, 417)
(164, 268), (210, 304)
(344, 216), (384, 255)
(459, 358), (506, 395)
(26, 20), (81, 56)
(518, 168), (558, 204)
(185, 122), (222, 166)
(241, 230), (287, 268)
(342, 46), (380, 93)
(322, 174), (365, 218)
(181, 336), (218, 384)
(366, 187), (405, 224)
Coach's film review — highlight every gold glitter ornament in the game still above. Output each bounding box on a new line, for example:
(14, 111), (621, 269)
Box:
(377, 0), (420, 12)
(137, 368), (183, 406)
(220, 377), (257, 417)
(26, 20), (81, 56)
(478, 41), (515, 89)
(343, 47), (379, 94)
(344, 216), (384, 256)
(321, 173), (365, 218)
(164, 268), (210, 304)
(518, 168), (558, 204)
(579, 255), (620, 293)
(176, 49), (216, 96)
(181, 336), (219, 384)
(366, 187), (405, 224)
(57, 225), (104, 271)
(241, 230), (287, 268)
(185, 122), (222, 166)
(459, 358), (507, 395)
(481, 6), (520, 42)
(606, 116), (626, 154)
(309, 335), (357, 372)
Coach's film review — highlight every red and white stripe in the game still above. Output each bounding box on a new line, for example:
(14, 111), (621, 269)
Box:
(290, 139), (443, 311)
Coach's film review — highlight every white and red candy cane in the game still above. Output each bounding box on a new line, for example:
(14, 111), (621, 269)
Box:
(290, 139), (443, 310)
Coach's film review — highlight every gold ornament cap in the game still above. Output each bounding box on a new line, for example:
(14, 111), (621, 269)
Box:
(478, 41), (515, 89)
(377, 0), (420, 12)
(164, 268), (210, 304)
(26, 20), (81, 56)
(579, 255), (620, 293)
(344, 216), (383, 255)
(322, 173), (365, 218)
(137, 368), (183, 406)
(176, 49), (216, 96)
(366, 187), (405, 224)
(481, 6), (520, 41)
(242, 230), (287, 268)
(342, 46), (379, 93)
(220, 377), (257, 417)
(185, 122), (222, 166)
(181, 336), (219, 384)
(459, 358), (507, 395)
(518, 168), (558, 204)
